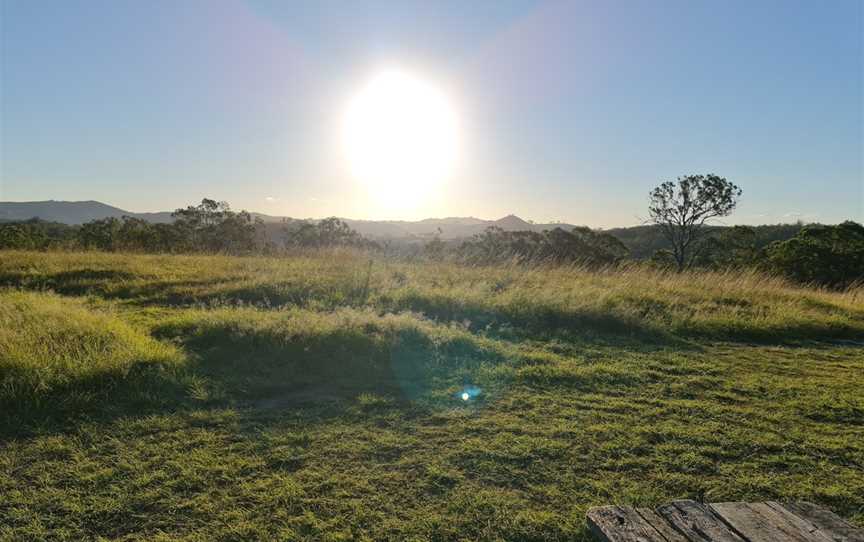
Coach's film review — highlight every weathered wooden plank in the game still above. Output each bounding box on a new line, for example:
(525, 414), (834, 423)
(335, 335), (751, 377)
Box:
(711, 501), (834, 542)
(782, 502), (864, 542)
(587, 505), (669, 542)
(753, 501), (834, 541)
(588, 501), (864, 542)
(763, 502), (838, 542)
(635, 508), (690, 541)
(656, 500), (746, 542)
(711, 502), (788, 541)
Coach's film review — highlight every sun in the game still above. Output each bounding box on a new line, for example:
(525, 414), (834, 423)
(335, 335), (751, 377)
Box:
(342, 70), (459, 208)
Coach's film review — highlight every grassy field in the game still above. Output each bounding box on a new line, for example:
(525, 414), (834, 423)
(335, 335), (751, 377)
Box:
(1, 249), (863, 541)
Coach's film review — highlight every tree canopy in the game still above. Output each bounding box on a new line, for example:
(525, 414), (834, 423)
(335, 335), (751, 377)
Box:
(764, 221), (864, 289)
(648, 174), (742, 271)
(457, 226), (628, 266)
(282, 217), (378, 249)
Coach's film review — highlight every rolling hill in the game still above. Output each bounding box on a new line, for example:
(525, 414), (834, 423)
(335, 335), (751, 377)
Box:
(0, 200), (574, 240)
(0, 200), (805, 255)
(0, 200), (173, 225)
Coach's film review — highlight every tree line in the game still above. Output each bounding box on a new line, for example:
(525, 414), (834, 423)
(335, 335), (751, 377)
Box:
(0, 200), (383, 255)
(642, 173), (862, 288)
(444, 226), (628, 267)
(1, 178), (862, 288)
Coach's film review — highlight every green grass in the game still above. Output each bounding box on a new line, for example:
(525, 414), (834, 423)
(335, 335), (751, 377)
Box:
(0, 291), (186, 430)
(1, 249), (862, 541)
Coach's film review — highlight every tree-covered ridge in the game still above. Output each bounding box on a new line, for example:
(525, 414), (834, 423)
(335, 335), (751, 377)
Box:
(608, 223), (806, 259)
(453, 226), (627, 266)
(1, 197), (862, 288)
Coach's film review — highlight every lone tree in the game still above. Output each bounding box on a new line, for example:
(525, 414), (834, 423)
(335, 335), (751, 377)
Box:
(648, 174), (742, 271)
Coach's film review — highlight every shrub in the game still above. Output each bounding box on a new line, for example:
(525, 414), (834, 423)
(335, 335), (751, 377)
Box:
(764, 221), (864, 288)
(457, 226), (627, 266)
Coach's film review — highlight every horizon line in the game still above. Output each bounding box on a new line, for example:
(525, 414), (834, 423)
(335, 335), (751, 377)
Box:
(0, 198), (833, 229)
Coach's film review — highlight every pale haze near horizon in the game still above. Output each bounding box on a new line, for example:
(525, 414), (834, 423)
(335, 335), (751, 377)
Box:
(1, 0), (862, 227)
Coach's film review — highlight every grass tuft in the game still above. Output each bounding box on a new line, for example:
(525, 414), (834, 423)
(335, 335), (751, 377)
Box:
(0, 290), (185, 432)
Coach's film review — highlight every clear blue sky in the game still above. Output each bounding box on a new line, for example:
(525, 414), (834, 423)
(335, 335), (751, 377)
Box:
(1, 0), (862, 226)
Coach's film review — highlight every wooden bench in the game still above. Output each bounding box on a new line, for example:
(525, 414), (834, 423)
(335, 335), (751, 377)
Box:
(587, 500), (864, 541)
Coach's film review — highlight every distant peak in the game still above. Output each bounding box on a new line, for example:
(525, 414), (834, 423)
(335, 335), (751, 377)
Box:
(494, 214), (531, 228)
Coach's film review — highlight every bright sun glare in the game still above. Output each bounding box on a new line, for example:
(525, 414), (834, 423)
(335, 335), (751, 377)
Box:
(342, 70), (459, 208)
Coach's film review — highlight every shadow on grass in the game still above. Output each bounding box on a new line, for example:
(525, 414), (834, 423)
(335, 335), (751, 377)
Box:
(1, 360), (190, 438)
(2, 320), (509, 439)
(4, 304), (683, 440)
(194, 286), (863, 346)
(4, 267), (860, 347)
(0, 269), (242, 304)
(388, 291), (667, 341)
(0, 269), (137, 296)
(153, 319), (506, 403)
(1, 268), (348, 309)
(0, 267), (701, 345)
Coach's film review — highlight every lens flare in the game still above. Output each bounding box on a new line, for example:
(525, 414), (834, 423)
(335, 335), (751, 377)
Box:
(457, 385), (482, 402)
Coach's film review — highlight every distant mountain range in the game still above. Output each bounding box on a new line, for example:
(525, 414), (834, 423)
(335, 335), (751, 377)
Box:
(1, 200), (812, 257)
(0, 200), (576, 240)
(0, 200), (175, 225)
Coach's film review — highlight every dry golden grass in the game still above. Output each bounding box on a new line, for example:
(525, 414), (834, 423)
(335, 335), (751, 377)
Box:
(1, 249), (861, 341)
